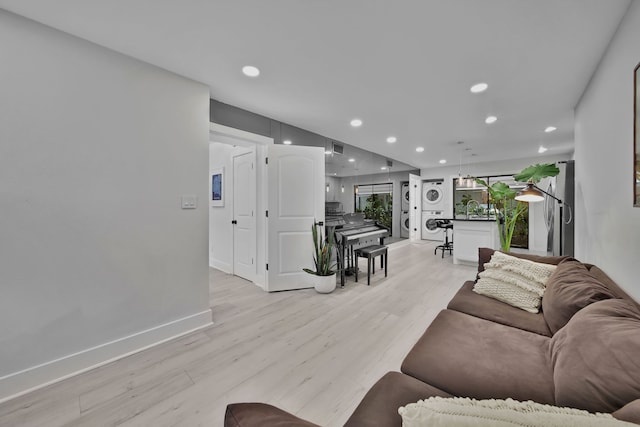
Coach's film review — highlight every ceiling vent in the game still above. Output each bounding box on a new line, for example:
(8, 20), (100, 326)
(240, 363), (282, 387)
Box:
(386, 159), (393, 168)
(332, 142), (344, 155)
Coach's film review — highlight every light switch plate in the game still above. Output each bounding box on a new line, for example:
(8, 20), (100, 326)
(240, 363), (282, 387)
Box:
(181, 195), (197, 209)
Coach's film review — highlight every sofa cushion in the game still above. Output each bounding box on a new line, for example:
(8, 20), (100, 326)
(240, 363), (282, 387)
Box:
(550, 299), (640, 413)
(401, 309), (554, 404)
(477, 247), (567, 278)
(224, 403), (320, 427)
(542, 259), (616, 334)
(613, 399), (640, 424)
(588, 266), (640, 309)
(344, 371), (451, 427)
(448, 281), (552, 336)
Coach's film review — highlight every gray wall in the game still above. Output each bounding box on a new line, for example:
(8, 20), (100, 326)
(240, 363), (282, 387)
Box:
(574, 0), (640, 300)
(0, 11), (211, 399)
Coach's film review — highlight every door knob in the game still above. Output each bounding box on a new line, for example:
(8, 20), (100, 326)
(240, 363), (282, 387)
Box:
(231, 220), (237, 225)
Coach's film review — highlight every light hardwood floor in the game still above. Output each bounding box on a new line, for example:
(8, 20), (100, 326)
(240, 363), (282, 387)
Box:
(0, 241), (475, 427)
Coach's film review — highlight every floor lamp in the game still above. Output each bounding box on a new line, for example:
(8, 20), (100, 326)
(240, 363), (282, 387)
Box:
(515, 182), (572, 255)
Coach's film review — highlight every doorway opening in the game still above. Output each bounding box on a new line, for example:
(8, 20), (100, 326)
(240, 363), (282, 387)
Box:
(209, 123), (326, 293)
(209, 123), (271, 289)
(209, 142), (257, 282)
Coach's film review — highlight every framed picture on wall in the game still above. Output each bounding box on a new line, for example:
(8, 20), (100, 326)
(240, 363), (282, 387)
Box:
(212, 167), (224, 207)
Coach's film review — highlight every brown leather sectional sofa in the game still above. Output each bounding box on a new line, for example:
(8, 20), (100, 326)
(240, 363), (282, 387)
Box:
(224, 248), (640, 426)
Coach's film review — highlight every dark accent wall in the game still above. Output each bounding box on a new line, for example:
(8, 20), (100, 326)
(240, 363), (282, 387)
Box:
(210, 99), (272, 137)
(210, 99), (332, 149)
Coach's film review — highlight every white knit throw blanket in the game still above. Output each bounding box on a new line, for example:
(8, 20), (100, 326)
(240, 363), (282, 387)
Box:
(398, 397), (634, 427)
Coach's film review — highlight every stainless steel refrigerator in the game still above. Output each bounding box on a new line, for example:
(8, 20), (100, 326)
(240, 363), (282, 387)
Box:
(545, 160), (575, 256)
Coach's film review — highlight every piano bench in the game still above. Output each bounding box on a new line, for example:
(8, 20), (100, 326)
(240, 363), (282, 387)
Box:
(354, 245), (388, 286)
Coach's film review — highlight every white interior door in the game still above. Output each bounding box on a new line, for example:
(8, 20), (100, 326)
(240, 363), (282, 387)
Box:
(409, 173), (422, 241)
(233, 149), (256, 281)
(266, 145), (324, 292)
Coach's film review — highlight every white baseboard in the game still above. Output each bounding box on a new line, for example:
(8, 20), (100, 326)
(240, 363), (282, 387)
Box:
(0, 309), (213, 403)
(210, 258), (232, 273)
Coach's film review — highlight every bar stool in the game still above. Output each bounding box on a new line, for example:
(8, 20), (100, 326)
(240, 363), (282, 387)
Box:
(434, 220), (453, 258)
(355, 244), (388, 286)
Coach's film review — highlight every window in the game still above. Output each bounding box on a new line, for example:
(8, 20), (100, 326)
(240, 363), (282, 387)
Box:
(354, 183), (393, 231)
(453, 175), (529, 248)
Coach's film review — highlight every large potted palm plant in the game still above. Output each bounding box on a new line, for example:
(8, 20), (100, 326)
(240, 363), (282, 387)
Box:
(303, 221), (337, 293)
(476, 163), (560, 252)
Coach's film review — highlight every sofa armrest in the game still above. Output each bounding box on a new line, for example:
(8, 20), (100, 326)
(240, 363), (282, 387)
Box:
(613, 399), (640, 424)
(225, 403), (320, 427)
(344, 371), (451, 427)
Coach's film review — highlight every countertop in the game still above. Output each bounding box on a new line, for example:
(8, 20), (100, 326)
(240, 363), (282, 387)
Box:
(446, 217), (497, 222)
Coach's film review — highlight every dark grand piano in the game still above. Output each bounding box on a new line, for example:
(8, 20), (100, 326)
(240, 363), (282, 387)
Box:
(332, 213), (389, 287)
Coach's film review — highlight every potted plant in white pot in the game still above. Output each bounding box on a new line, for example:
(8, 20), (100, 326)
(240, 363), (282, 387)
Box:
(303, 221), (337, 293)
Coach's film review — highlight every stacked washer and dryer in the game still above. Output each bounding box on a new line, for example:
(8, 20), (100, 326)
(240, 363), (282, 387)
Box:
(421, 180), (446, 241)
(400, 182), (410, 238)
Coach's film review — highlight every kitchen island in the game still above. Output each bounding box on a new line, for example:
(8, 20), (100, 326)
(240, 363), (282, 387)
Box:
(450, 218), (499, 265)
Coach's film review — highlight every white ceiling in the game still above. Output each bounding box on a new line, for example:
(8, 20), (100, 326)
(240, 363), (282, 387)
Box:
(0, 0), (631, 170)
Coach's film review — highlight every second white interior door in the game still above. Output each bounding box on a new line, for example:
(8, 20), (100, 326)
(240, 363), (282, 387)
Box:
(233, 149), (257, 282)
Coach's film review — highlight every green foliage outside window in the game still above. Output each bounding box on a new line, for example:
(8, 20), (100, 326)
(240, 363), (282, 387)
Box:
(355, 193), (392, 231)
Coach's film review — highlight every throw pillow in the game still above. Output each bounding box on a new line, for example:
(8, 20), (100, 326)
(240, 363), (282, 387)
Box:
(476, 247), (567, 278)
(398, 396), (635, 427)
(473, 277), (543, 313)
(473, 251), (557, 313)
(479, 268), (546, 296)
(485, 251), (557, 286)
(550, 299), (640, 413)
(542, 259), (615, 334)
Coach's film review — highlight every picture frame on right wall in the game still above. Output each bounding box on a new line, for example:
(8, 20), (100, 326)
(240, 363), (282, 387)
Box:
(635, 62), (640, 207)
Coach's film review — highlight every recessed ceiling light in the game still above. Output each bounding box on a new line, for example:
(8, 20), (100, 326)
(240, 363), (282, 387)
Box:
(470, 82), (488, 93)
(283, 140), (292, 145)
(350, 119), (363, 127)
(439, 159), (447, 164)
(348, 158), (355, 162)
(545, 126), (557, 133)
(386, 136), (397, 143)
(334, 173), (337, 176)
(416, 147), (425, 153)
(381, 166), (387, 170)
(485, 115), (498, 124)
(242, 65), (260, 77)
(538, 146), (548, 153)
(324, 150), (332, 155)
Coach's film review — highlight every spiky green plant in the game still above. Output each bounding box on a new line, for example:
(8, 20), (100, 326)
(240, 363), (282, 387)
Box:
(302, 221), (336, 276)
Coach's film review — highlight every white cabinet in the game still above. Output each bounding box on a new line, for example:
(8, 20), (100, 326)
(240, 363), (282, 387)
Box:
(451, 220), (499, 265)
